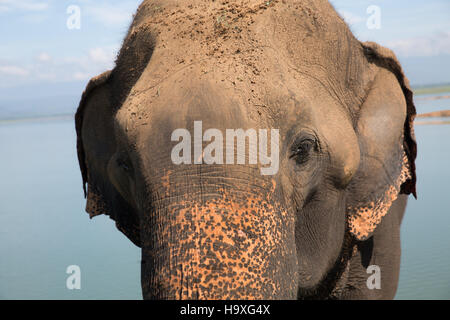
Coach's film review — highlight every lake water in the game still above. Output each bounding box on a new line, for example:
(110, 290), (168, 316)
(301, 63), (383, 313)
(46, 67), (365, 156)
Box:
(0, 95), (449, 299)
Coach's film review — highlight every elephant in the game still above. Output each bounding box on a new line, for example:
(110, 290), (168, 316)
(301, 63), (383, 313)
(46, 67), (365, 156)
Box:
(75, 0), (417, 299)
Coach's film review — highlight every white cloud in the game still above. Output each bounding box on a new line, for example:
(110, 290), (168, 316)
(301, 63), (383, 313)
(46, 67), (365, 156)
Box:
(36, 72), (56, 80)
(73, 71), (91, 81)
(37, 52), (52, 63)
(87, 6), (132, 26)
(0, 45), (119, 87)
(65, 46), (118, 78)
(387, 32), (450, 57)
(0, 0), (48, 12)
(61, 45), (118, 81)
(338, 10), (365, 26)
(0, 65), (29, 76)
(83, 1), (139, 27)
(88, 47), (115, 65)
(0, 5), (10, 13)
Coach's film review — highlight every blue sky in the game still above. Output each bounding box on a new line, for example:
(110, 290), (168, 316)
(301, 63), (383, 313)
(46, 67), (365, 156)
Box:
(0, 0), (449, 96)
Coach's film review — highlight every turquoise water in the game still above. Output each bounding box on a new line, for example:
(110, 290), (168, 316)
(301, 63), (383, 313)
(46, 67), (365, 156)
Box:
(0, 119), (141, 299)
(396, 94), (450, 299)
(0, 95), (449, 299)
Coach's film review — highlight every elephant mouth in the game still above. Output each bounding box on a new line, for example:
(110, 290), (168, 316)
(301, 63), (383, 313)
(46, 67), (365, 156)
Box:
(140, 188), (299, 300)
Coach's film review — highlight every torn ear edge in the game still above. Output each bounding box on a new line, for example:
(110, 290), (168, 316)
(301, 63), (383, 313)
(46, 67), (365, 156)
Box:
(362, 41), (417, 199)
(75, 70), (112, 198)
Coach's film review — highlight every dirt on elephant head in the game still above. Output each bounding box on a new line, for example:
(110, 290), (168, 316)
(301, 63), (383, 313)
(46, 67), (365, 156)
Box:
(113, 0), (372, 133)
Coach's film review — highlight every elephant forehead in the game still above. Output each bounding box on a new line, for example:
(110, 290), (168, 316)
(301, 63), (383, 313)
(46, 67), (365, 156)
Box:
(123, 0), (350, 84)
(131, 0), (314, 30)
(141, 191), (298, 299)
(127, 0), (359, 71)
(115, 0), (368, 127)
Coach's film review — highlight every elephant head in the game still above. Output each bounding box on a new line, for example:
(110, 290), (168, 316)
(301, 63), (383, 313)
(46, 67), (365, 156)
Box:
(75, 0), (416, 299)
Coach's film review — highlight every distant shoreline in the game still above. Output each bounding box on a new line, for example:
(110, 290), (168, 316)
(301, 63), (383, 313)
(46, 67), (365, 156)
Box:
(417, 110), (450, 118)
(1, 85), (449, 125)
(413, 85), (450, 96)
(415, 95), (450, 101)
(0, 114), (74, 125)
(415, 120), (450, 126)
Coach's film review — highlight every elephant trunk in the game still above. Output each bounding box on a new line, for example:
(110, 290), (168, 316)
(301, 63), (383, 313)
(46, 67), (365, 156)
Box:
(140, 167), (299, 299)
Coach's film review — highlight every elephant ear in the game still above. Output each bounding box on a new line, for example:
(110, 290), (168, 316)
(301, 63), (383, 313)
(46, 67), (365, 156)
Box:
(75, 71), (141, 247)
(346, 42), (417, 241)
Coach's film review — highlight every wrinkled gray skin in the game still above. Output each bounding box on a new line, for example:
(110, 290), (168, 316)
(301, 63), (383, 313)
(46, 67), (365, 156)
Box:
(75, 0), (417, 300)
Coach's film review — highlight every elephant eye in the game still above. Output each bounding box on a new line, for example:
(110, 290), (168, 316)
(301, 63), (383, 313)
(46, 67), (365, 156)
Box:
(290, 138), (316, 165)
(116, 156), (131, 172)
